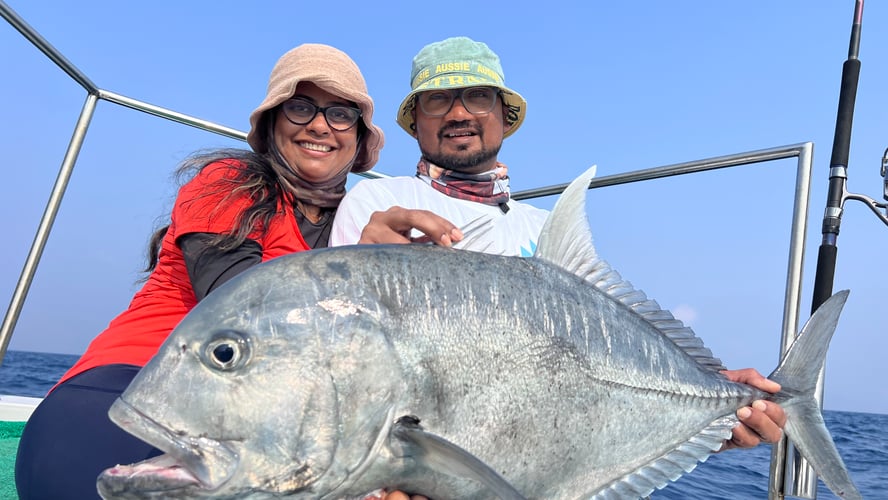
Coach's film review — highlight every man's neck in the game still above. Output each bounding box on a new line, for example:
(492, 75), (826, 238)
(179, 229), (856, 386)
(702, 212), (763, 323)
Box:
(421, 156), (500, 175)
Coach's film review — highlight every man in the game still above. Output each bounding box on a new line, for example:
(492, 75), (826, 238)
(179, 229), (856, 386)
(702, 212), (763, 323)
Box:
(331, 37), (547, 256)
(333, 36), (783, 461)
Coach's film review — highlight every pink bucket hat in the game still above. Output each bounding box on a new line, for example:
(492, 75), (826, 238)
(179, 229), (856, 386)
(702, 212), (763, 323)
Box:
(247, 43), (384, 173)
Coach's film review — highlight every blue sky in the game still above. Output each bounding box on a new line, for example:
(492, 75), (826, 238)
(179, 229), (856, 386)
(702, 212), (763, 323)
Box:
(2, 2), (886, 415)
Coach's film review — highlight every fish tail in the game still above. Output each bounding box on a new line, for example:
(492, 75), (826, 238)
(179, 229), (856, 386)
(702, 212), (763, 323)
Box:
(767, 290), (860, 499)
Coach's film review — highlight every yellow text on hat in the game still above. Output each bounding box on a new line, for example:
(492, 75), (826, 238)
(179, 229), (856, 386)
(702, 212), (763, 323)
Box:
(416, 75), (496, 90)
(435, 61), (471, 73)
(475, 64), (503, 83)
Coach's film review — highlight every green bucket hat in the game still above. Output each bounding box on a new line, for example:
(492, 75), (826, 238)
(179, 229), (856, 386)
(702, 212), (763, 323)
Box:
(396, 37), (526, 138)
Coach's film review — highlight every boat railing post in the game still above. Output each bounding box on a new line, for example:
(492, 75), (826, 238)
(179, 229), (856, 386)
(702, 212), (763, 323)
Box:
(0, 0), (102, 365)
(0, 94), (98, 363)
(768, 143), (817, 500)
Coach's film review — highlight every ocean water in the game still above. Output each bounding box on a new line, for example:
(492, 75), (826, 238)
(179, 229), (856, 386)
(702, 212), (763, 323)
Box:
(1, 349), (885, 498)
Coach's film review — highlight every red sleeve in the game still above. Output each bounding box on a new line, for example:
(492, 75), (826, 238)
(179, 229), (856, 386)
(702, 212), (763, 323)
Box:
(172, 161), (261, 238)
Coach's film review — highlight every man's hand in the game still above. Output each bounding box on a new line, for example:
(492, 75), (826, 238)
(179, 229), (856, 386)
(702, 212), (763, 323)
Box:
(358, 207), (462, 247)
(720, 368), (787, 451)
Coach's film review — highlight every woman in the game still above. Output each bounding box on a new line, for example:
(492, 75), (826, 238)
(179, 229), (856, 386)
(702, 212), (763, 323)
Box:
(15, 43), (384, 500)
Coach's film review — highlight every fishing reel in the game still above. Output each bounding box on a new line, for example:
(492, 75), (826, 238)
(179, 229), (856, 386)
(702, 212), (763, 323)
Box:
(839, 148), (888, 227)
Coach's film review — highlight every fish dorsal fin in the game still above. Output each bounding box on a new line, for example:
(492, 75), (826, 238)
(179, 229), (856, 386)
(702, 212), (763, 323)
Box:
(534, 166), (726, 371)
(590, 417), (734, 499)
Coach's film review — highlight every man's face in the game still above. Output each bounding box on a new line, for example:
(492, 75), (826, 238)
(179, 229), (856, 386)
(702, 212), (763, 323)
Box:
(413, 87), (512, 174)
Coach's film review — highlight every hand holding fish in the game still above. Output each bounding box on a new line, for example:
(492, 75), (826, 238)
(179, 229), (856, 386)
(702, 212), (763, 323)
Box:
(358, 207), (463, 246)
(720, 368), (787, 450)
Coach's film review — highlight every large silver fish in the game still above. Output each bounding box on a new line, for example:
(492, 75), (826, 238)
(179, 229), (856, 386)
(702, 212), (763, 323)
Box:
(97, 167), (860, 499)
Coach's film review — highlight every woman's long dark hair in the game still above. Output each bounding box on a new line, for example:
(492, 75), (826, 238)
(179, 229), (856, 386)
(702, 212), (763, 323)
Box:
(142, 147), (285, 273)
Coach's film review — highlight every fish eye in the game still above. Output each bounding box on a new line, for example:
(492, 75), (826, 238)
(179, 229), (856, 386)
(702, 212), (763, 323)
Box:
(213, 344), (235, 363)
(202, 330), (251, 371)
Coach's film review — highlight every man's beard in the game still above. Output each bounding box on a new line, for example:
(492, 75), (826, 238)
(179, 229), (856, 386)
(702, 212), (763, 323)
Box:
(420, 143), (502, 172)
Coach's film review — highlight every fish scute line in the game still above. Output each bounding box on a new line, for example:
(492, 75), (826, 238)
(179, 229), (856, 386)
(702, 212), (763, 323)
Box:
(587, 376), (749, 408)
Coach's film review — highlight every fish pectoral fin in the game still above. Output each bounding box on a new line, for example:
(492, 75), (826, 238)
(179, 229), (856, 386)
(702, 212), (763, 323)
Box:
(391, 416), (525, 500)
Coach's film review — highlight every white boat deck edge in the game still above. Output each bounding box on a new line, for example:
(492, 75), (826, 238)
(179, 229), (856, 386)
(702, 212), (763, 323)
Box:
(0, 395), (40, 422)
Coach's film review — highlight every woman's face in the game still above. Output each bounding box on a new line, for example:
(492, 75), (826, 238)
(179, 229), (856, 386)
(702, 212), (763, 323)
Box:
(273, 81), (360, 183)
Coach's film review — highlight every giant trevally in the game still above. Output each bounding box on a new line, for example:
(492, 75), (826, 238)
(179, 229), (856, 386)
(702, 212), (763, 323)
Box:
(97, 167), (860, 499)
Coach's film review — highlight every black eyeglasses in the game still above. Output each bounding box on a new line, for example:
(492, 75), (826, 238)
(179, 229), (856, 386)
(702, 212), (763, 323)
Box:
(417, 86), (500, 117)
(280, 98), (362, 131)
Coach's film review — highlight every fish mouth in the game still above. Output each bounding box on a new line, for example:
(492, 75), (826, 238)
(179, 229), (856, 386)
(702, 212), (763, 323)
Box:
(97, 398), (239, 498)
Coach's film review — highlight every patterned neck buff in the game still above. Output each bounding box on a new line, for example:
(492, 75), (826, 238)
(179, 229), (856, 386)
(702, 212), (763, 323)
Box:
(269, 153), (348, 208)
(415, 157), (511, 212)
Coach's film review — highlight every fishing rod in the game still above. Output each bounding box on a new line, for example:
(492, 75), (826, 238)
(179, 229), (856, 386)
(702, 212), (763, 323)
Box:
(811, 0), (888, 312)
(811, 0), (864, 312)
